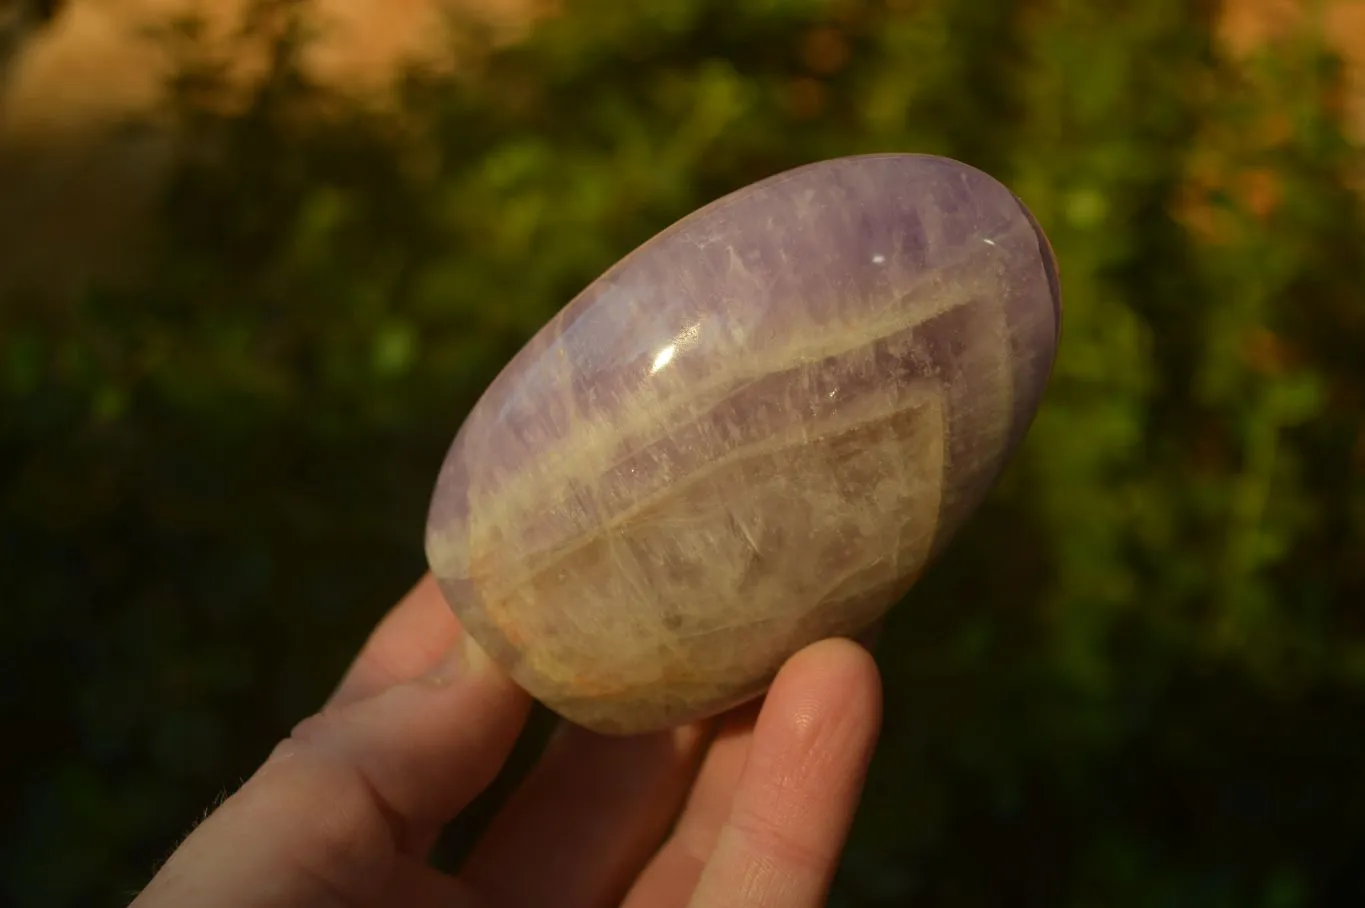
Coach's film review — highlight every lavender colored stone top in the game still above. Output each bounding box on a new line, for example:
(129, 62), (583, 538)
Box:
(426, 154), (1060, 734)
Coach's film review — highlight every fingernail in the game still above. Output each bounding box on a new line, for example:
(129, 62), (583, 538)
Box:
(461, 632), (493, 674)
(421, 644), (464, 687)
(421, 631), (492, 687)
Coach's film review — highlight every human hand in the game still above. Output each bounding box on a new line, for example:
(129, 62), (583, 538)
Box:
(132, 574), (883, 908)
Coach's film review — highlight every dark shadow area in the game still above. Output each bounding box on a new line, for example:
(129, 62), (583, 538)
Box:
(1, 0), (63, 84)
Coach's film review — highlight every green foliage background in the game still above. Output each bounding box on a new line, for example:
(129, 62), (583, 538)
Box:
(4, 0), (1365, 904)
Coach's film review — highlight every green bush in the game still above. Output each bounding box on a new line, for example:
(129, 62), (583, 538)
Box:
(3, 0), (1364, 904)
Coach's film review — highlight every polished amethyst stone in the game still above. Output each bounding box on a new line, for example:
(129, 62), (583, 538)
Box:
(426, 154), (1060, 734)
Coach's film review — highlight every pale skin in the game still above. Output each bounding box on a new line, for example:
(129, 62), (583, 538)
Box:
(131, 574), (883, 908)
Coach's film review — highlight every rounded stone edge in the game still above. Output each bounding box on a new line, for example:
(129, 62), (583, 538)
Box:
(1011, 191), (1063, 343)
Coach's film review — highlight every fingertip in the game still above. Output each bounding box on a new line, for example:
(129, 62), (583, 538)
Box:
(418, 630), (514, 690)
(329, 574), (464, 707)
(285, 644), (533, 836)
(765, 636), (883, 745)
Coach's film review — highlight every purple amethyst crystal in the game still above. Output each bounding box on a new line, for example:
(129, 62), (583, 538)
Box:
(426, 154), (1060, 734)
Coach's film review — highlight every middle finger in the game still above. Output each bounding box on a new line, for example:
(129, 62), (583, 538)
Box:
(460, 718), (713, 908)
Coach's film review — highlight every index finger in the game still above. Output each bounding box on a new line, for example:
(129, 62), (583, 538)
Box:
(329, 574), (464, 708)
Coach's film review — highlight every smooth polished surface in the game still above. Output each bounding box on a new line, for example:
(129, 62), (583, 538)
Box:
(427, 154), (1060, 734)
